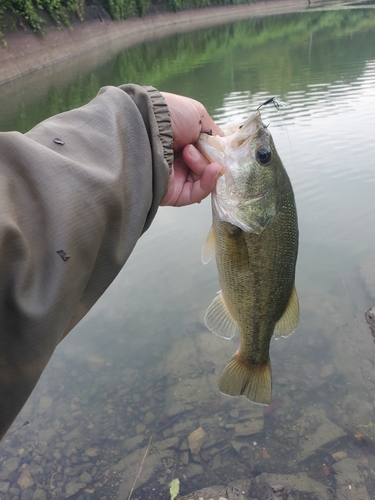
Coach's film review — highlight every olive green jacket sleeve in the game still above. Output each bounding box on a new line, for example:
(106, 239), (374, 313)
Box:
(0, 84), (173, 439)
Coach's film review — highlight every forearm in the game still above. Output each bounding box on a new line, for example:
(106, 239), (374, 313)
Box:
(0, 84), (172, 439)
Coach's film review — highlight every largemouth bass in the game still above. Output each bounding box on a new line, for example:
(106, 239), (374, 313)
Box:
(196, 109), (299, 405)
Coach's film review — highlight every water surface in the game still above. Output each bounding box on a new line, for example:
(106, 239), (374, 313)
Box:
(1, 4), (375, 499)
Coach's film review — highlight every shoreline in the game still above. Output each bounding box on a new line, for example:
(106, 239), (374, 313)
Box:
(0, 0), (313, 87)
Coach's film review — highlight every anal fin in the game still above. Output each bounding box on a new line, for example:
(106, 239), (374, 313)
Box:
(204, 291), (238, 340)
(274, 284), (299, 339)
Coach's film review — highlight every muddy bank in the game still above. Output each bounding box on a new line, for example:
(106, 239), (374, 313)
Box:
(0, 0), (312, 87)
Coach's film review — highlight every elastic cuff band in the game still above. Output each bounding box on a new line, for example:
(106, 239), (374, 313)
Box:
(144, 86), (174, 171)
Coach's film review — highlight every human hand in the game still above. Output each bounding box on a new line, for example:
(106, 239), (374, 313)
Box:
(160, 92), (223, 207)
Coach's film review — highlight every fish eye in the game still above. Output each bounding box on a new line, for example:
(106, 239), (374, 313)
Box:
(256, 148), (271, 165)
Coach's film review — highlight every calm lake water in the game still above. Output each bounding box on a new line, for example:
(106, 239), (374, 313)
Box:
(1, 3), (375, 499)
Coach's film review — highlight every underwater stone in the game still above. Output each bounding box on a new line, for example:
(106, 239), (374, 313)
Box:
(164, 337), (200, 379)
(17, 469), (34, 490)
(332, 458), (369, 500)
(295, 407), (346, 462)
(180, 451), (189, 465)
(39, 396), (53, 411)
(154, 437), (178, 451)
(332, 451), (348, 461)
(136, 423), (146, 434)
(234, 418), (264, 436)
(78, 471), (92, 484)
(0, 482), (9, 494)
(62, 428), (81, 442)
(258, 472), (329, 500)
(38, 428), (56, 442)
(0, 457), (21, 480)
(84, 447), (100, 457)
(320, 364), (334, 378)
(64, 480), (86, 498)
(342, 394), (373, 426)
(32, 488), (47, 500)
(270, 484), (284, 492)
(21, 488), (34, 500)
(166, 402), (194, 417)
(179, 479), (252, 499)
(143, 411), (155, 425)
(124, 434), (144, 452)
(173, 420), (196, 436)
(231, 439), (252, 454)
(86, 355), (105, 373)
(185, 463), (203, 478)
(188, 427), (208, 455)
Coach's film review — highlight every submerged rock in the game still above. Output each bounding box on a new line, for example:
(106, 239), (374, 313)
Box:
(33, 488), (47, 500)
(186, 463), (203, 478)
(86, 355), (105, 373)
(84, 446), (100, 457)
(320, 363), (334, 378)
(143, 411), (155, 425)
(332, 450), (348, 461)
(0, 457), (21, 480)
(124, 434), (144, 452)
(17, 469), (34, 491)
(188, 427), (208, 455)
(65, 479), (86, 498)
(0, 482), (10, 494)
(332, 458), (369, 500)
(234, 418), (263, 436)
(342, 394), (373, 426)
(257, 472), (330, 500)
(178, 478), (278, 500)
(179, 485), (229, 500)
(38, 395), (53, 412)
(231, 439), (252, 454)
(294, 406), (346, 462)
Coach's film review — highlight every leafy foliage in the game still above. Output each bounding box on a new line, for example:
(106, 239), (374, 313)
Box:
(0, 0), (85, 32)
(0, 0), (256, 33)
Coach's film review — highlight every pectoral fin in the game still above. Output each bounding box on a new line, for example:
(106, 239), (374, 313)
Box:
(202, 226), (216, 265)
(204, 291), (238, 340)
(274, 285), (299, 339)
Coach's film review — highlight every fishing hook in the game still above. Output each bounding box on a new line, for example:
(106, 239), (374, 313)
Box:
(257, 96), (289, 112)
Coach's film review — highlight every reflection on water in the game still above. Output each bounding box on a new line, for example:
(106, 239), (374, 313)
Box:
(1, 4), (375, 499)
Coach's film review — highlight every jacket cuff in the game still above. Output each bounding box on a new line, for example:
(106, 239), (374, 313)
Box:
(144, 86), (174, 172)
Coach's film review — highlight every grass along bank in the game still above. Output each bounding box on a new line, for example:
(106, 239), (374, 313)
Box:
(0, 0), (257, 38)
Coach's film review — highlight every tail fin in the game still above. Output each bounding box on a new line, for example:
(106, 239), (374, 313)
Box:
(219, 352), (272, 405)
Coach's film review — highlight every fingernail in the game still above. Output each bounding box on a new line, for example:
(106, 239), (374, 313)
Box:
(189, 145), (202, 161)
